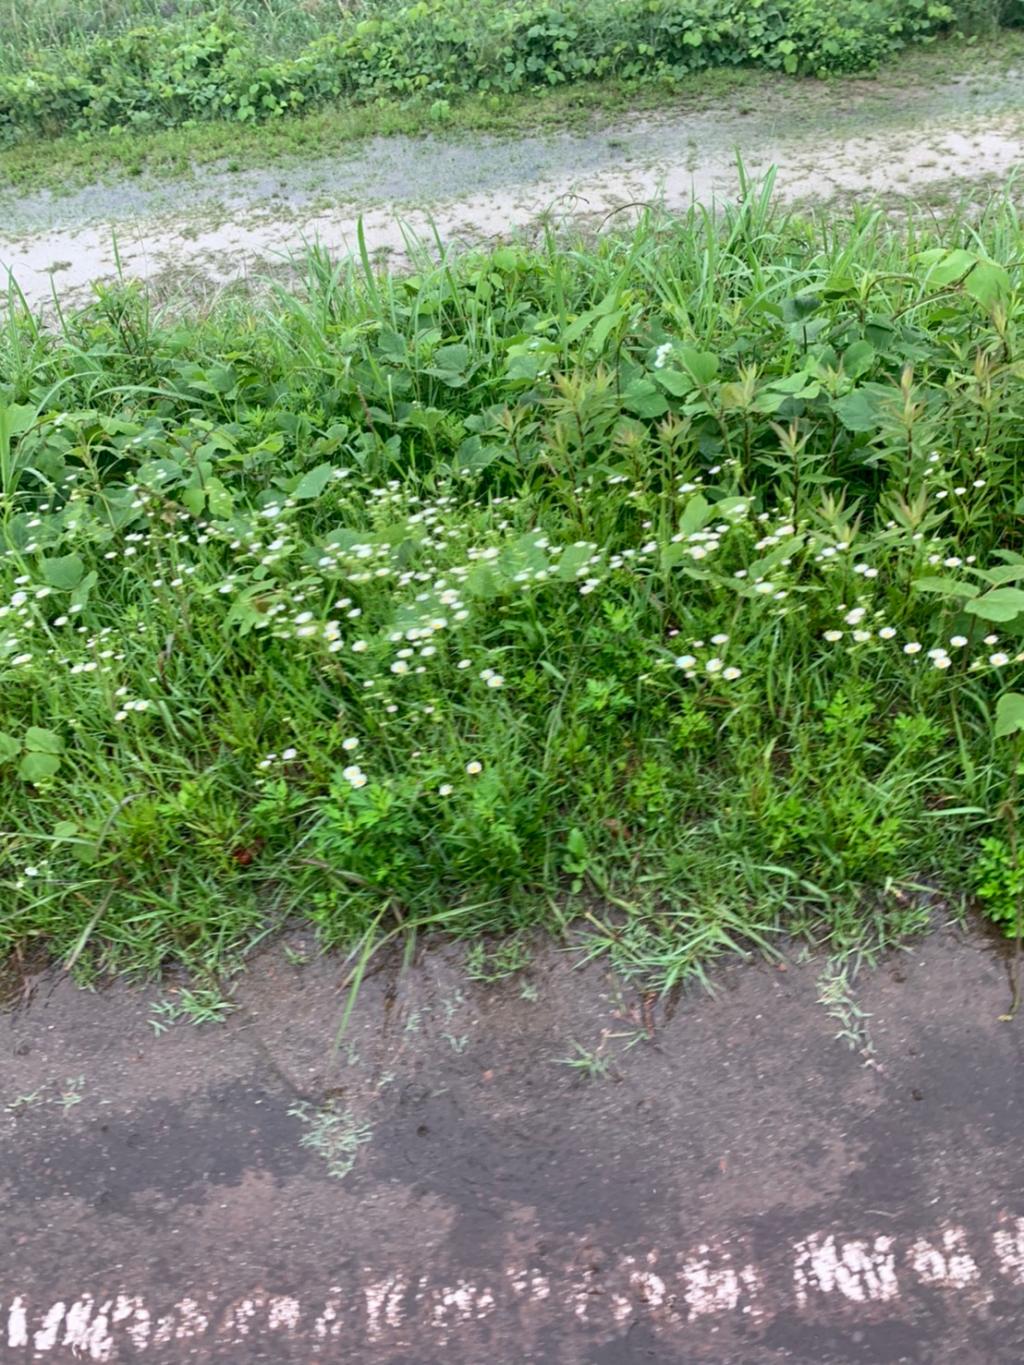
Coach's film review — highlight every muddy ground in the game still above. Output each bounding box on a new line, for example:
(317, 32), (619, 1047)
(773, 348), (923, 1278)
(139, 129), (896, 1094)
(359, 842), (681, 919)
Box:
(2, 921), (1024, 1362)
(3, 66), (1024, 310)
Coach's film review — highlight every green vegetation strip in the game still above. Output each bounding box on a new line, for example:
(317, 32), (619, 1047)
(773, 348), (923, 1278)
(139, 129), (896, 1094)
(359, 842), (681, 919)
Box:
(4, 185), (1024, 982)
(1, 0), (1019, 146)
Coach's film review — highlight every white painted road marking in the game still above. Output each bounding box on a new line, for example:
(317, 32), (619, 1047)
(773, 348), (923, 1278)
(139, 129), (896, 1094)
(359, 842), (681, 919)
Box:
(6, 1220), (1023, 1357)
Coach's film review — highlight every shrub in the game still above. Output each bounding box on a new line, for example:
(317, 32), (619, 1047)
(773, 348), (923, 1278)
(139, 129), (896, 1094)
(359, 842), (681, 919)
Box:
(0, 0), (996, 145)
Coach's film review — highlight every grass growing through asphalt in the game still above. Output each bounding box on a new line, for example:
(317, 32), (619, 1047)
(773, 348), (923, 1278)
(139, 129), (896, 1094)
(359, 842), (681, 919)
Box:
(3, 179), (1024, 985)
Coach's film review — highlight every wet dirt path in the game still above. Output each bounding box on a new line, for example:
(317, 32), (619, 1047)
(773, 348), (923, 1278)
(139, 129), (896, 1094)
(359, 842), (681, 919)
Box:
(2, 68), (1024, 310)
(3, 923), (1024, 1362)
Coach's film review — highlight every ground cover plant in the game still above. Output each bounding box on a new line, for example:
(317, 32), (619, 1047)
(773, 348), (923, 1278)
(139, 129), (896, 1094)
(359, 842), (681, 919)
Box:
(1, 0), (1020, 146)
(4, 180), (1024, 985)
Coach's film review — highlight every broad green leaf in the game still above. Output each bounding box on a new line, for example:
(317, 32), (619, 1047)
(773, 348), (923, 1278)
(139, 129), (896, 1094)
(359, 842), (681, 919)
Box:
(679, 493), (711, 537)
(292, 463), (334, 500)
(71, 571), (97, 614)
(918, 247), (976, 286)
(19, 751), (60, 783)
(912, 576), (979, 599)
(206, 477), (233, 520)
(965, 587), (1024, 622)
(53, 820), (78, 840)
(181, 485), (206, 517)
(677, 347), (719, 386)
(25, 727), (63, 754)
(841, 340), (875, 379)
(454, 437), (501, 473)
(564, 288), (621, 344)
(918, 247), (1010, 307)
(0, 402), (35, 442)
(464, 562), (499, 599)
(623, 379), (669, 419)
(0, 732), (19, 762)
(41, 553), (84, 591)
(587, 309), (626, 355)
(996, 692), (1024, 739)
(965, 262), (1011, 308)
(653, 368), (694, 397)
(556, 543), (595, 581)
(747, 535), (804, 581)
(832, 384), (894, 433)
(982, 566), (1024, 586)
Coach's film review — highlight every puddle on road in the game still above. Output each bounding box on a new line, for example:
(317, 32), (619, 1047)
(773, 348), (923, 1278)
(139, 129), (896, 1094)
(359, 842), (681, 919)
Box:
(3, 70), (1024, 312)
(2, 923), (1024, 1361)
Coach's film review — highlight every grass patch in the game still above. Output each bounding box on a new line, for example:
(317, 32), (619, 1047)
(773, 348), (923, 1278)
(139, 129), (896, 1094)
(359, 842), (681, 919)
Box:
(5, 28), (1024, 198)
(0, 68), (765, 193)
(2, 178), (1024, 984)
(0, 0), (1016, 150)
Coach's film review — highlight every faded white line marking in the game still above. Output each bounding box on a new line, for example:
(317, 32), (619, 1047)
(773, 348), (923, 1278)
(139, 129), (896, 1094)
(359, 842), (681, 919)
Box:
(33, 1301), (65, 1353)
(794, 1234), (898, 1305)
(7, 1219), (1024, 1357)
(6, 1297), (27, 1350)
(909, 1227), (980, 1289)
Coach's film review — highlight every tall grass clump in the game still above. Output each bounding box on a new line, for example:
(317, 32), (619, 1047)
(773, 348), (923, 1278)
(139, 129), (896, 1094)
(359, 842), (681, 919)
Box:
(0, 0), (1014, 144)
(3, 182), (1024, 983)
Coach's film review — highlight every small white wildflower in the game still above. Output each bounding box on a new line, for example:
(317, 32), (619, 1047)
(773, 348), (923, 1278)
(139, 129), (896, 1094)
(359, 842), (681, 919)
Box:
(710, 633), (729, 645)
(879, 627), (897, 640)
(990, 652), (1010, 667)
(950, 635), (968, 648)
(281, 747), (298, 761)
(465, 761), (483, 775)
(852, 630), (872, 643)
(722, 666), (742, 681)
(438, 783), (453, 797)
(342, 737), (359, 752)
(486, 675), (504, 688)
(844, 607), (866, 626)
(984, 634), (999, 646)
(823, 630), (843, 643)
(904, 642), (922, 655)
(705, 658), (724, 673)
(933, 656), (952, 670)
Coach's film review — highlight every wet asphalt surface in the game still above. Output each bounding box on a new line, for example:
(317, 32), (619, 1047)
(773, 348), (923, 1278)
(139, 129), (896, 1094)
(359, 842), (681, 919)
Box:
(2, 922), (1024, 1362)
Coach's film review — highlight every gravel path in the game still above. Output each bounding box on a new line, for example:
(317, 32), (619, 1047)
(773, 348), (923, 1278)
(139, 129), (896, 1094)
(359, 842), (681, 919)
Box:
(2, 68), (1023, 310)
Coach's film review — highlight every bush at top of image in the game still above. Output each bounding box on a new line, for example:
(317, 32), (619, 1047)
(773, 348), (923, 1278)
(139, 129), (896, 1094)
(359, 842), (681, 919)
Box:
(0, 0), (1002, 144)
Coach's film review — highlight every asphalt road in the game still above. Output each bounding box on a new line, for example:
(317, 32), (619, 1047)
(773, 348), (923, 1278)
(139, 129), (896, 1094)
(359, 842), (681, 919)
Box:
(2, 921), (1023, 1362)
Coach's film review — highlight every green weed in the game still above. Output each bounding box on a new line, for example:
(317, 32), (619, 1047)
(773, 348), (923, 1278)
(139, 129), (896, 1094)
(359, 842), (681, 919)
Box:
(0, 0), (1012, 146)
(1, 184), (1024, 986)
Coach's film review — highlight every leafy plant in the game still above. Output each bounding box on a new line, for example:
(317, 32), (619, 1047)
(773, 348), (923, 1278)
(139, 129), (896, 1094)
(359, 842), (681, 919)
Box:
(1, 182), (1024, 988)
(0, 0), (1009, 145)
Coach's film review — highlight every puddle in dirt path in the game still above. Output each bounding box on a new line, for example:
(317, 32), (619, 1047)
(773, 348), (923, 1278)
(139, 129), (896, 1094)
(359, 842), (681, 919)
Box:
(3, 68), (1024, 312)
(3, 922), (1024, 1362)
